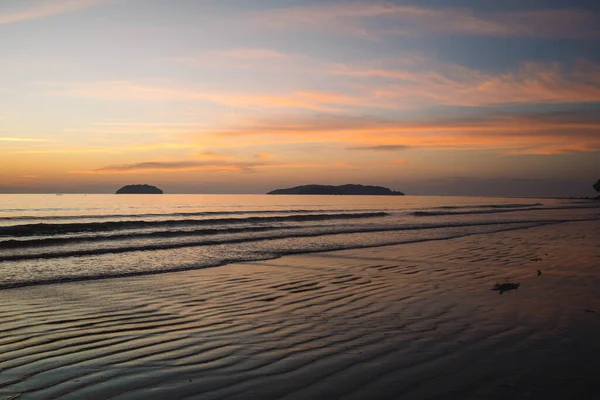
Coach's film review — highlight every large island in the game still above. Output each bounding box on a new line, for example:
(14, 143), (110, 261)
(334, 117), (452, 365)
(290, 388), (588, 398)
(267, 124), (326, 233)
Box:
(116, 184), (163, 194)
(268, 184), (404, 196)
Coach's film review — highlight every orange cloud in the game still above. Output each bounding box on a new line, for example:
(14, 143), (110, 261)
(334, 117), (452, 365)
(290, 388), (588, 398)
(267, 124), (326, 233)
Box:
(192, 151), (238, 161)
(65, 121), (211, 136)
(48, 81), (357, 111)
(128, 143), (204, 151)
(46, 58), (600, 111)
(392, 159), (410, 166)
(201, 111), (600, 155)
(507, 144), (600, 155)
(0, 0), (114, 25)
(71, 161), (249, 174)
(70, 160), (323, 174)
(349, 145), (412, 151)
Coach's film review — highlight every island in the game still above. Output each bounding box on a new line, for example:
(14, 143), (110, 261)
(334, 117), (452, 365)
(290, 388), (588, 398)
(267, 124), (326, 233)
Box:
(267, 184), (404, 196)
(116, 184), (163, 194)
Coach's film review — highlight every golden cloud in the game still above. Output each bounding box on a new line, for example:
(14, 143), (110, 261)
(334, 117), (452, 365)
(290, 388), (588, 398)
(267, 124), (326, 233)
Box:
(201, 111), (600, 155)
(70, 160), (323, 174)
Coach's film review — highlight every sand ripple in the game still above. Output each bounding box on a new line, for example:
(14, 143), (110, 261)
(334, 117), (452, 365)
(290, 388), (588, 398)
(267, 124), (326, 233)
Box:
(1, 221), (599, 399)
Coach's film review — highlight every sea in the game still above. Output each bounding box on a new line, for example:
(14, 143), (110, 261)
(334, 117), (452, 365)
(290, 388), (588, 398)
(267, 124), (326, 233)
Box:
(1, 194), (598, 289)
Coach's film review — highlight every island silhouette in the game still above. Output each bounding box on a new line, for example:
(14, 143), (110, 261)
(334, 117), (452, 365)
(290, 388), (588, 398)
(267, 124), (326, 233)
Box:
(268, 184), (404, 196)
(116, 184), (163, 194)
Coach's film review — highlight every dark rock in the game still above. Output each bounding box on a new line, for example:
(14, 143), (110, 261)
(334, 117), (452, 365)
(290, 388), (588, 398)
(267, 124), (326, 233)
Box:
(268, 184), (404, 196)
(116, 184), (163, 194)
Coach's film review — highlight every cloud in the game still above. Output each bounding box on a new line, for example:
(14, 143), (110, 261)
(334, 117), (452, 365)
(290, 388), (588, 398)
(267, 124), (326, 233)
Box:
(255, 153), (275, 160)
(71, 160), (249, 174)
(179, 48), (290, 63)
(128, 143), (203, 151)
(210, 48), (288, 59)
(349, 145), (412, 151)
(173, 54), (600, 109)
(255, 3), (600, 39)
(66, 121), (211, 135)
(45, 57), (600, 111)
(335, 162), (353, 169)
(0, 137), (47, 142)
(192, 151), (238, 161)
(0, 0), (115, 25)
(169, 48), (321, 74)
(7, 147), (119, 155)
(70, 160), (321, 174)
(7, 142), (208, 155)
(507, 144), (600, 155)
(391, 158), (410, 166)
(203, 110), (600, 155)
(46, 81), (357, 111)
(332, 59), (600, 108)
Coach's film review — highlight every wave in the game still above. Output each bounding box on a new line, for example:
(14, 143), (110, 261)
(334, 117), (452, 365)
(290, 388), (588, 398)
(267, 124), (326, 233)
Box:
(435, 202), (543, 210)
(413, 208), (541, 216)
(0, 208), (363, 222)
(2, 218), (594, 262)
(412, 204), (598, 217)
(0, 225), (293, 249)
(0, 220), (568, 289)
(0, 212), (388, 237)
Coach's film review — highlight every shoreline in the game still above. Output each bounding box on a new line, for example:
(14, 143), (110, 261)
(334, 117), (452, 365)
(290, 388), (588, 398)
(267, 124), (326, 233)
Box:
(1, 220), (599, 399)
(0, 219), (569, 291)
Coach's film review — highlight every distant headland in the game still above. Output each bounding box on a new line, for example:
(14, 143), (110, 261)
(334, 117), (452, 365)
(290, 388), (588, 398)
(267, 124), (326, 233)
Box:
(116, 184), (163, 194)
(267, 184), (404, 196)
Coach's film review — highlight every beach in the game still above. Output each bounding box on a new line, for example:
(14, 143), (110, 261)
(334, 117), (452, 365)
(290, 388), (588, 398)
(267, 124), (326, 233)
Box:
(2, 219), (599, 399)
(4, 0), (600, 397)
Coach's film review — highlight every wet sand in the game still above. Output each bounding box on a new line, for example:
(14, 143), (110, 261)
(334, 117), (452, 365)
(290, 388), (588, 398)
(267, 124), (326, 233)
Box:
(1, 221), (599, 399)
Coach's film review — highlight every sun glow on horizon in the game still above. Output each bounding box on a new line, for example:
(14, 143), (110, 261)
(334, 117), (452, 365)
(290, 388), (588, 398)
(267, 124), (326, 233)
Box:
(1, 0), (599, 196)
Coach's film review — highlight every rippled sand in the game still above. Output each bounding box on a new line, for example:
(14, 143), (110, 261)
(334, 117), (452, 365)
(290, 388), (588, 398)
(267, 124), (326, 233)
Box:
(1, 221), (599, 399)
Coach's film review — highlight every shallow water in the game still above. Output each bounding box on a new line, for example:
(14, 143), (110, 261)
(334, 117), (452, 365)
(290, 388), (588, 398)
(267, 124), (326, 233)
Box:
(1, 194), (598, 288)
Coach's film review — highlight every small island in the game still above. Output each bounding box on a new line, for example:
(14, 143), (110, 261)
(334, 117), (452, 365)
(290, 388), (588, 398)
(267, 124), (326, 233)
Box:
(267, 184), (404, 196)
(116, 184), (163, 194)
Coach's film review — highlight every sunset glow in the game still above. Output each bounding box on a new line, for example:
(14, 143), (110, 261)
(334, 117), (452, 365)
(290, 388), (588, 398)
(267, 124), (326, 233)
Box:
(1, 0), (599, 196)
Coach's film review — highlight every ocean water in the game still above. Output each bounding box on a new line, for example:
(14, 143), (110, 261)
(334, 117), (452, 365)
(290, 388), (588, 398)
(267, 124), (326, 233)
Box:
(0, 194), (598, 289)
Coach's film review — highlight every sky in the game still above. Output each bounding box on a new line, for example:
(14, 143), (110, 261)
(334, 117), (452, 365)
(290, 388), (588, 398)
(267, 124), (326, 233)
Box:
(1, 0), (599, 196)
